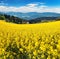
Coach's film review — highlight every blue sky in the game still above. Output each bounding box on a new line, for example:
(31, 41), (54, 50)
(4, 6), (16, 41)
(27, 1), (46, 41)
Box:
(0, 0), (60, 7)
(0, 0), (60, 13)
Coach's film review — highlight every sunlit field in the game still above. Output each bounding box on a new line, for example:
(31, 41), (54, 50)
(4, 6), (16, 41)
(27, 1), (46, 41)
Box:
(0, 20), (60, 59)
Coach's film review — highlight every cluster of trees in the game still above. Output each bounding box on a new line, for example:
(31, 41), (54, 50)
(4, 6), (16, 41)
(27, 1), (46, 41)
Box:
(0, 15), (5, 20)
(0, 14), (29, 24)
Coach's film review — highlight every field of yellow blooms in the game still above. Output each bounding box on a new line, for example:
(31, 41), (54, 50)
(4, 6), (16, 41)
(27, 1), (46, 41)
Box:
(0, 20), (60, 59)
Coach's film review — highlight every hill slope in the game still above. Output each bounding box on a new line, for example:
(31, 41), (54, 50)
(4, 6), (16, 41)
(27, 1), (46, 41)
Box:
(0, 20), (60, 59)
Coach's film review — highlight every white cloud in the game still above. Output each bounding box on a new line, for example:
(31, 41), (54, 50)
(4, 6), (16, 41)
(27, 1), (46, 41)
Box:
(27, 3), (38, 7)
(0, 3), (60, 13)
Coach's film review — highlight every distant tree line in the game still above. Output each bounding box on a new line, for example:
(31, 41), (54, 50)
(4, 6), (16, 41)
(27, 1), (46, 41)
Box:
(29, 17), (60, 23)
(0, 14), (60, 24)
(0, 14), (29, 24)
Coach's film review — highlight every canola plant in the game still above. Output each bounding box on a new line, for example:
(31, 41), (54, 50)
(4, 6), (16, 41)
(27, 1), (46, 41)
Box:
(0, 20), (60, 59)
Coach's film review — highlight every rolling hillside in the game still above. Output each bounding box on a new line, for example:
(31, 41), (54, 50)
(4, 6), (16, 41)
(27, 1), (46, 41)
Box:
(0, 12), (60, 20)
(0, 20), (60, 59)
(0, 14), (60, 24)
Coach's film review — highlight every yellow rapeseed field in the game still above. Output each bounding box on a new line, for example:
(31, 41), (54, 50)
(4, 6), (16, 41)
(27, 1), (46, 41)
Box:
(0, 20), (60, 59)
